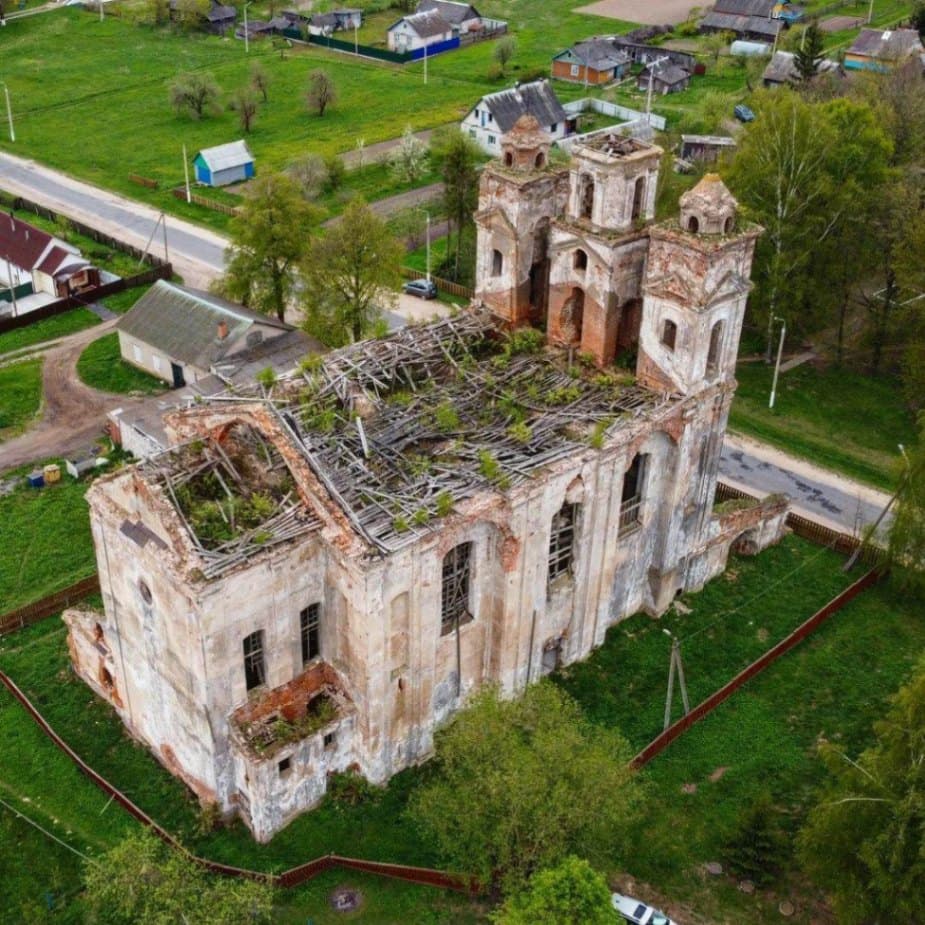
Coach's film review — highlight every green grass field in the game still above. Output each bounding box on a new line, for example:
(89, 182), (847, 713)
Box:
(730, 361), (917, 491)
(0, 310), (101, 358)
(0, 357), (44, 438)
(76, 332), (167, 395)
(0, 535), (920, 922)
(0, 475), (96, 614)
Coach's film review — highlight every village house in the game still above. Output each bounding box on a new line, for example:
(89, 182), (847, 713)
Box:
(302, 7), (363, 35)
(461, 79), (572, 155)
(193, 141), (254, 188)
(844, 27), (925, 71)
(416, 0), (481, 34)
(700, 0), (785, 42)
(0, 213), (99, 308)
(679, 134), (737, 165)
(637, 61), (691, 95)
(65, 117), (788, 843)
(761, 49), (842, 86)
(387, 9), (454, 52)
(204, 0), (236, 35)
(552, 39), (631, 85)
(115, 280), (310, 390)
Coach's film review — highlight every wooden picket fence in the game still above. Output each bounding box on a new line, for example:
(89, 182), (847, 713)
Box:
(400, 266), (473, 299)
(172, 187), (241, 217)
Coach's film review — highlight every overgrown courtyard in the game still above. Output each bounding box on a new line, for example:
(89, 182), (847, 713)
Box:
(1, 533), (921, 922)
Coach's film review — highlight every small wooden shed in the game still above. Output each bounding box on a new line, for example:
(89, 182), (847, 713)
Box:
(194, 140), (255, 187)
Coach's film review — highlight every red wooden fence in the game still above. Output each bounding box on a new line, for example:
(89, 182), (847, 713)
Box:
(630, 567), (880, 768)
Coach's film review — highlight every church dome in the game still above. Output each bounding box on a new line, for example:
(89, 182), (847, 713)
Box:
(500, 115), (552, 171)
(679, 174), (738, 235)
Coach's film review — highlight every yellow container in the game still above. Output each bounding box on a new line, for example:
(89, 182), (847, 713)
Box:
(43, 464), (61, 484)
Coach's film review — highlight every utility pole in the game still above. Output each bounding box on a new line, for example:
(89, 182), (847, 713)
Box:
(867, 0), (874, 24)
(2, 83), (14, 142)
(423, 39), (428, 85)
(662, 630), (690, 731)
(645, 55), (669, 127)
(768, 316), (786, 409)
(161, 212), (169, 265)
(244, 2), (250, 54)
(425, 211), (431, 282)
(354, 20), (358, 55)
(99, 0), (104, 23)
(182, 144), (191, 203)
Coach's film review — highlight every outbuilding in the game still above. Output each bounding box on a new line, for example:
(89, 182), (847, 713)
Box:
(637, 61), (691, 95)
(193, 140), (255, 187)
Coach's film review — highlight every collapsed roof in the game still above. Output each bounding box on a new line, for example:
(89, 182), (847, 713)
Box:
(146, 312), (675, 569)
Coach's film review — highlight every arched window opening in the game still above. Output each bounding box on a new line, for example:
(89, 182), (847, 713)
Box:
(573, 248), (588, 271)
(687, 215), (699, 233)
(504, 151), (513, 167)
(243, 630), (266, 691)
(548, 502), (579, 584)
(441, 543), (472, 636)
(661, 319), (677, 351)
(631, 176), (646, 221)
(491, 249), (503, 277)
(707, 320), (724, 375)
(534, 152), (545, 168)
(724, 216), (733, 234)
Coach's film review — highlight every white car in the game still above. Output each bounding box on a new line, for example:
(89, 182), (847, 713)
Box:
(612, 893), (678, 925)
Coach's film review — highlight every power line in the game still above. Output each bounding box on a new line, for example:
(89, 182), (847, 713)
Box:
(677, 539), (839, 647)
(0, 795), (96, 863)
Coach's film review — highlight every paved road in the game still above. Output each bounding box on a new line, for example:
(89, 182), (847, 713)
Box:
(0, 152), (228, 288)
(720, 432), (893, 537)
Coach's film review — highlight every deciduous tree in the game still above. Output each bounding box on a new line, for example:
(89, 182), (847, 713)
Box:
(436, 130), (480, 280)
(300, 198), (403, 345)
(494, 36), (516, 75)
(289, 152), (329, 200)
(219, 173), (321, 321)
(797, 657), (925, 923)
(388, 125), (429, 184)
(490, 856), (617, 925)
(884, 415), (925, 591)
(407, 681), (643, 892)
(251, 61), (270, 103)
(306, 69), (336, 117)
(173, 0), (209, 29)
(83, 831), (274, 924)
(169, 71), (221, 120)
(231, 86), (259, 133)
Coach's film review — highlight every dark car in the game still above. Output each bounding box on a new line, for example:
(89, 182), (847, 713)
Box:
(734, 104), (756, 123)
(402, 278), (438, 300)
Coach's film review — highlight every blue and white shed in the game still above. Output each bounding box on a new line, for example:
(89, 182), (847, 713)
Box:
(193, 140), (255, 187)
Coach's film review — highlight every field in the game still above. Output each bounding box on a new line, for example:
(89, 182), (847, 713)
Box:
(0, 358), (44, 438)
(1, 532), (921, 922)
(730, 361), (917, 492)
(0, 310), (101, 358)
(75, 332), (167, 395)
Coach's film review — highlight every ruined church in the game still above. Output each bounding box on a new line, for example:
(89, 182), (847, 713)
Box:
(64, 117), (787, 842)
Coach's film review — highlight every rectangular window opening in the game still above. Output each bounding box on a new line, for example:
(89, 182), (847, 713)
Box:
(441, 542), (472, 636)
(618, 454), (647, 537)
(300, 603), (321, 665)
(323, 731), (336, 749)
(278, 756), (291, 776)
(548, 502), (578, 585)
(242, 630), (266, 692)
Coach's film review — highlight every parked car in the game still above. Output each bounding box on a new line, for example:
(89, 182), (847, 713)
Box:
(612, 893), (678, 925)
(734, 103), (756, 123)
(402, 278), (438, 299)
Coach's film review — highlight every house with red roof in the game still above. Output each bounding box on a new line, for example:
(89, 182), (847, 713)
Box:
(0, 213), (100, 307)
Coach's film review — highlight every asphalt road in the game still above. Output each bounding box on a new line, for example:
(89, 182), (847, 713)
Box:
(720, 432), (893, 537)
(0, 152), (228, 288)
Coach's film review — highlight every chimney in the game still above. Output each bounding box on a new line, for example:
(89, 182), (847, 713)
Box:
(217, 320), (228, 340)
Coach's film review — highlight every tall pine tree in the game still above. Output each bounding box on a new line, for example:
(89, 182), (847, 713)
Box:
(793, 21), (825, 82)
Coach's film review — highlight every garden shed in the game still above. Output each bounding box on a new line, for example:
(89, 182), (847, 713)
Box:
(193, 140), (255, 187)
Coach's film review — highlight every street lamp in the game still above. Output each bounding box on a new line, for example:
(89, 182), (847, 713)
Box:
(1, 82), (14, 142)
(420, 209), (431, 282)
(768, 315), (786, 410)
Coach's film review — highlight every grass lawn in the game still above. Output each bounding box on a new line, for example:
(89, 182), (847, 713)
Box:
(729, 361), (917, 492)
(0, 310), (101, 358)
(0, 358), (44, 438)
(0, 535), (919, 922)
(76, 332), (167, 395)
(0, 475), (96, 614)
(99, 283), (153, 315)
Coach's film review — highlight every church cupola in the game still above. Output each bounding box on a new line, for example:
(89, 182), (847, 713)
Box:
(499, 115), (552, 171)
(678, 174), (738, 236)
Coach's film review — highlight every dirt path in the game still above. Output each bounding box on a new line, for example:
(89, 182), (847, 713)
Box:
(341, 129), (443, 169)
(574, 0), (700, 25)
(0, 322), (147, 472)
